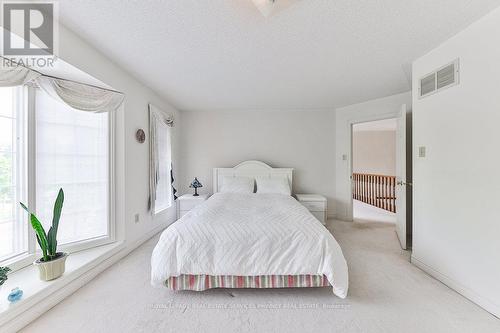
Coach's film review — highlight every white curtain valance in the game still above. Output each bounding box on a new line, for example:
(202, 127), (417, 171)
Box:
(0, 56), (123, 113)
(0, 61), (41, 87)
(36, 76), (124, 113)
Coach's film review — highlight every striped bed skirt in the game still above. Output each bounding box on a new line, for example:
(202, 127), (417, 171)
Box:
(165, 274), (331, 291)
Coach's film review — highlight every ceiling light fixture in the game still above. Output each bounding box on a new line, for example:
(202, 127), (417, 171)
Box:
(252, 0), (298, 17)
(252, 0), (276, 17)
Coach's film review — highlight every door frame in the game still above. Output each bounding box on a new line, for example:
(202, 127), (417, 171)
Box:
(395, 105), (407, 249)
(346, 103), (413, 223)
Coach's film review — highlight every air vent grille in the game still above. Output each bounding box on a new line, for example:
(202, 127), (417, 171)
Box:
(437, 64), (455, 89)
(421, 73), (436, 96)
(419, 59), (459, 98)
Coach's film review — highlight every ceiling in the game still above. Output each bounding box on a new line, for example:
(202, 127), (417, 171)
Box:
(58, 0), (500, 112)
(353, 118), (397, 132)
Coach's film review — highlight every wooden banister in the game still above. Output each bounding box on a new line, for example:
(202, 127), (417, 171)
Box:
(352, 173), (396, 213)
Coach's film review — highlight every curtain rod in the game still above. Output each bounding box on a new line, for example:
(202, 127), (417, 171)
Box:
(39, 73), (124, 95)
(1, 56), (124, 95)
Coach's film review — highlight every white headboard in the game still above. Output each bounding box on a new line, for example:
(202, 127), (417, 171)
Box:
(213, 161), (293, 193)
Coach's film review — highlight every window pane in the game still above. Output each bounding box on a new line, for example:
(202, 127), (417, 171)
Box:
(0, 88), (13, 117)
(0, 87), (27, 262)
(155, 122), (172, 213)
(0, 117), (14, 151)
(36, 90), (109, 245)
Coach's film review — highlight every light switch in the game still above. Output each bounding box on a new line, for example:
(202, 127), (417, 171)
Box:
(342, 154), (348, 161)
(418, 146), (426, 158)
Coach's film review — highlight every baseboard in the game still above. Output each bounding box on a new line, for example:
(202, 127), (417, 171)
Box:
(411, 255), (500, 319)
(1, 224), (167, 333)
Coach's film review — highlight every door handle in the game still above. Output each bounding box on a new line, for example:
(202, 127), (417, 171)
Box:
(397, 181), (413, 186)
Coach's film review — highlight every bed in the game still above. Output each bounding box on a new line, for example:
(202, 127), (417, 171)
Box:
(151, 161), (349, 298)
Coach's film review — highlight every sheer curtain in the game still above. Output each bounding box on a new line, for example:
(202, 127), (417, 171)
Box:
(0, 57), (124, 113)
(0, 59), (40, 87)
(36, 76), (124, 113)
(149, 104), (174, 214)
(154, 119), (172, 213)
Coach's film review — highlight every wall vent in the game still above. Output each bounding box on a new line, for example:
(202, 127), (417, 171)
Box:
(419, 59), (459, 98)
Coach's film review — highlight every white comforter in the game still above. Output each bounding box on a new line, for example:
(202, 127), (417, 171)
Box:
(151, 193), (349, 298)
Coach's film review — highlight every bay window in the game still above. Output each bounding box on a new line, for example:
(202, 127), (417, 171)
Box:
(0, 85), (113, 269)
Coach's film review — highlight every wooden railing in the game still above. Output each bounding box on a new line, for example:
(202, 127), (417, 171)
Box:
(352, 173), (396, 213)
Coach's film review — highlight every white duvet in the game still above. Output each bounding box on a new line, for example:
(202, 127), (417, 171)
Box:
(151, 193), (349, 298)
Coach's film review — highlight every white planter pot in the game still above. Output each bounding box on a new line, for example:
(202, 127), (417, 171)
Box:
(34, 252), (69, 281)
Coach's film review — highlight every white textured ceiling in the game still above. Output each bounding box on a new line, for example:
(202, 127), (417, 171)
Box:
(58, 0), (500, 111)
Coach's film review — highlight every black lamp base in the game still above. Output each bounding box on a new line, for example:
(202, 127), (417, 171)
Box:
(193, 188), (199, 196)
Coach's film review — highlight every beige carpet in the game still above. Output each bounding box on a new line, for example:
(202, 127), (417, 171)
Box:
(22, 220), (500, 333)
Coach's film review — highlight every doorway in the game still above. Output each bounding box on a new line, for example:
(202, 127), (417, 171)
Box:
(349, 105), (412, 250)
(351, 118), (397, 225)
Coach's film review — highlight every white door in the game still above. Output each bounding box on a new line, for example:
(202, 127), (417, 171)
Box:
(395, 105), (407, 249)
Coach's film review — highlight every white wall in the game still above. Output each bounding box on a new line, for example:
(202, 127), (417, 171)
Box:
(335, 92), (411, 221)
(57, 24), (181, 246)
(412, 7), (500, 317)
(179, 110), (337, 217)
(352, 130), (396, 175)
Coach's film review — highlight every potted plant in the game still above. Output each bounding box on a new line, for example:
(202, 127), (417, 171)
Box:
(20, 188), (68, 281)
(0, 266), (11, 292)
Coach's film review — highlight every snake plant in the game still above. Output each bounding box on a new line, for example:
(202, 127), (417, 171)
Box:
(20, 188), (64, 262)
(0, 266), (10, 286)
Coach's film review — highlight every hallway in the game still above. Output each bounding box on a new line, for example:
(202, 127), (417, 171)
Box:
(353, 199), (396, 224)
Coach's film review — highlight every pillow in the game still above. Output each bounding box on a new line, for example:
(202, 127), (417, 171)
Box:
(220, 176), (255, 194)
(255, 176), (291, 195)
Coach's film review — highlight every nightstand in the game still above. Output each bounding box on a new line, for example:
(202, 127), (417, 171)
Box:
(177, 194), (210, 219)
(295, 194), (327, 225)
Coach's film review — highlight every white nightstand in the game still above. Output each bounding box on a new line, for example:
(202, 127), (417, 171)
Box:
(177, 194), (210, 219)
(295, 194), (327, 225)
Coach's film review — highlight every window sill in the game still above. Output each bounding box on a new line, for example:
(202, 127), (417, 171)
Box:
(155, 203), (173, 215)
(0, 241), (125, 328)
